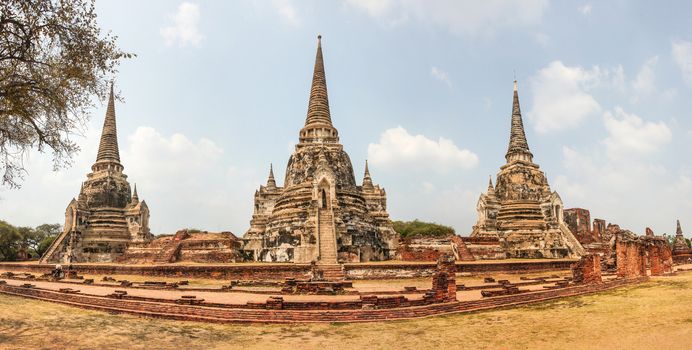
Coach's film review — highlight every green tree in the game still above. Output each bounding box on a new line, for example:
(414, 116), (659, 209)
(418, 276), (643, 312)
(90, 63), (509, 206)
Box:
(33, 223), (61, 257)
(392, 219), (455, 239)
(0, 220), (20, 260)
(0, 221), (60, 260)
(0, 0), (133, 188)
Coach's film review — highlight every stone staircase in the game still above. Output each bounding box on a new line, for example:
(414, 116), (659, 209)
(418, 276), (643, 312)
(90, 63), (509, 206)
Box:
(318, 210), (338, 264)
(318, 264), (346, 281)
(153, 231), (188, 263)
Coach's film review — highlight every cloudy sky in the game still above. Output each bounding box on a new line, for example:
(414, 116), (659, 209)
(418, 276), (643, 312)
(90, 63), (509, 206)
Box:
(2, 0), (692, 239)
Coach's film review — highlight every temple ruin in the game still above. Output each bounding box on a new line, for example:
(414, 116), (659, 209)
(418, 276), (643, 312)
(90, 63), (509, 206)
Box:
(242, 36), (399, 264)
(470, 81), (585, 259)
(40, 85), (152, 264)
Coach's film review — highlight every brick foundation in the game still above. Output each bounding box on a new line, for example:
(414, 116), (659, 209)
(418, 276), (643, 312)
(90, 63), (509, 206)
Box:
(0, 276), (651, 323)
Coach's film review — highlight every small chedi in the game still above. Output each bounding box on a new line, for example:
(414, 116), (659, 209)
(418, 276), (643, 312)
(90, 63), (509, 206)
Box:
(673, 220), (688, 252)
(672, 219), (692, 262)
(40, 86), (152, 264)
(242, 36), (399, 263)
(469, 81), (585, 259)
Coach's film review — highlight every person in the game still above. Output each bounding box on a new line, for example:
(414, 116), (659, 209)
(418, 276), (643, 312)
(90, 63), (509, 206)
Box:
(52, 264), (64, 279)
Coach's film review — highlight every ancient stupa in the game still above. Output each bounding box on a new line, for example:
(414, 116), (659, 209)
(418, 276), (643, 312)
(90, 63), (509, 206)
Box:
(471, 81), (584, 259)
(243, 36), (399, 264)
(673, 220), (688, 252)
(41, 85), (152, 263)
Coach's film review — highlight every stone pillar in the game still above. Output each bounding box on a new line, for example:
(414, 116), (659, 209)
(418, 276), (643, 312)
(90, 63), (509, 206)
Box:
(431, 254), (457, 302)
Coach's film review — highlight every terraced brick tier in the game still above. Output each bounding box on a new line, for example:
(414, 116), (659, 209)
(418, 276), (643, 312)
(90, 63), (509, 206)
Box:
(0, 260), (579, 282)
(0, 275), (651, 323)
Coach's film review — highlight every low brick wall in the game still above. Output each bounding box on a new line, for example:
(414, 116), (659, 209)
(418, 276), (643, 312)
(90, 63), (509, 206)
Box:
(0, 276), (650, 323)
(0, 263), (311, 281)
(344, 260), (577, 279)
(0, 259), (578, 281)
(673, 254), (692, 264)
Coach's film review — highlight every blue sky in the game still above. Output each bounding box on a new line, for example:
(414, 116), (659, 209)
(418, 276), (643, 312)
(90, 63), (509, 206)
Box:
(2, 0), (692, 239)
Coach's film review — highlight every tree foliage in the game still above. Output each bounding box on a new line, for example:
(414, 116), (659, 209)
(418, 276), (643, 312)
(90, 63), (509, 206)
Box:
(0, 0), (133, 188)
(392, 219), (455, 239)
(0, 220), (60, 260)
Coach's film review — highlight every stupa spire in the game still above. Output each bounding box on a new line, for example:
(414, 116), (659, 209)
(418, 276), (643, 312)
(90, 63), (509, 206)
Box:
(266, 163), (277, 188)
(299, 35), (339, 144)
(505, 80), (533, 164)
(363, 160), (373, 188)
(95, 82), (121, 164)
(305, 35), (331, 127)
(132, 183), (139, 202)
(677, 219), (683, 235)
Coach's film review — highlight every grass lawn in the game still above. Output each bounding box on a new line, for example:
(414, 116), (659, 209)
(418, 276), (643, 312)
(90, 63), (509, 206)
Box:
(0, 272), (690, 350)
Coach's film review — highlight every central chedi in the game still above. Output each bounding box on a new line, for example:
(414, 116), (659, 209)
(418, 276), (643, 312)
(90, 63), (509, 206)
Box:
(243, 36), (398, 263)
(471, 81), (585, 259)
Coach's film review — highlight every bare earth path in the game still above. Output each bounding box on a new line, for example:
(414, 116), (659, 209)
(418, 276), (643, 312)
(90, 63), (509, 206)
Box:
(0, 272), (690, 350)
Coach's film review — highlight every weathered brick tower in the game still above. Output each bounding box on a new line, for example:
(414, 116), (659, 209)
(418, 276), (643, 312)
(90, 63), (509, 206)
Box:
(243, 36), (399, 264)
(471, 81), (584, 259)
(40, 85), (152, 263)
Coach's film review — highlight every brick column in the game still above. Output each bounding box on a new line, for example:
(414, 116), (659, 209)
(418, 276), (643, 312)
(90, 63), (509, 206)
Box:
(649, 245), (663, 276)
(431, 254), (456, 302)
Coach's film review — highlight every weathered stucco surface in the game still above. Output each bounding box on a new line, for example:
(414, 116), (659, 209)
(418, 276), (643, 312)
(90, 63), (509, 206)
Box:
(243, 36), (398, 263)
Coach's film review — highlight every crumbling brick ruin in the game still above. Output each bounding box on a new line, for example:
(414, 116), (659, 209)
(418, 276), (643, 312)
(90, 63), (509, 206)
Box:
(563, 208), (609, 255)
(645, 239), (673, 276)
(430, 254), (457, 302)
(242, 36), (398, 264)
(616, 237), (646, 278)
(470, 82), (585, 259)
(118, 229), (243, 264)
(40, 85), (152, 264)
(571, 254), (602, 284)
(398, 235), (474, 262)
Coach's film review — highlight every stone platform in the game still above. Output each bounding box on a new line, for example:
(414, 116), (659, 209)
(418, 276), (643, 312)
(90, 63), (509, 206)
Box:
(0, 274), (654, 323)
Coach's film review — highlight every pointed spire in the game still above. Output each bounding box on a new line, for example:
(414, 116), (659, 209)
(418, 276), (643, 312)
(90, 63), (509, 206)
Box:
(305, 35), (332, 127)
(299, 35), (339, 144)
(95, 82), (121, 164)
(505, 80), (533, 164)
(487, 176), (494, 191)
(266, 163), (277, 189)
(363, 160), (373, 188)
(677, 219), (683, 235)
(132, 183), (139, 201)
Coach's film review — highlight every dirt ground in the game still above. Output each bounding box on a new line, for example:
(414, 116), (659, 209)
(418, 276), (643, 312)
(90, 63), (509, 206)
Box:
(0, 272), (690, 350)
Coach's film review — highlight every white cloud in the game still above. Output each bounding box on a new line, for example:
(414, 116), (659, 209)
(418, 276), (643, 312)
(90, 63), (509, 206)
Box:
(160, 2), (204, 47)
(632, 56), (658, 97)
(527, 61), (603, 133)
(602, 107), (672, 158)
(367, 126), (478, 172)
(430, 66), (452, 87)
(345, 0), (548, 36)
(271, 0), (300, 26)
(124, 127), (223, 190)
(672, 39), (692, 85)
(578, 4), (592, 15)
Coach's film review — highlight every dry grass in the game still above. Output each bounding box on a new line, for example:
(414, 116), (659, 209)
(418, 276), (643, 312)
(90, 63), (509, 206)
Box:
(0, 272), (690, 349)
